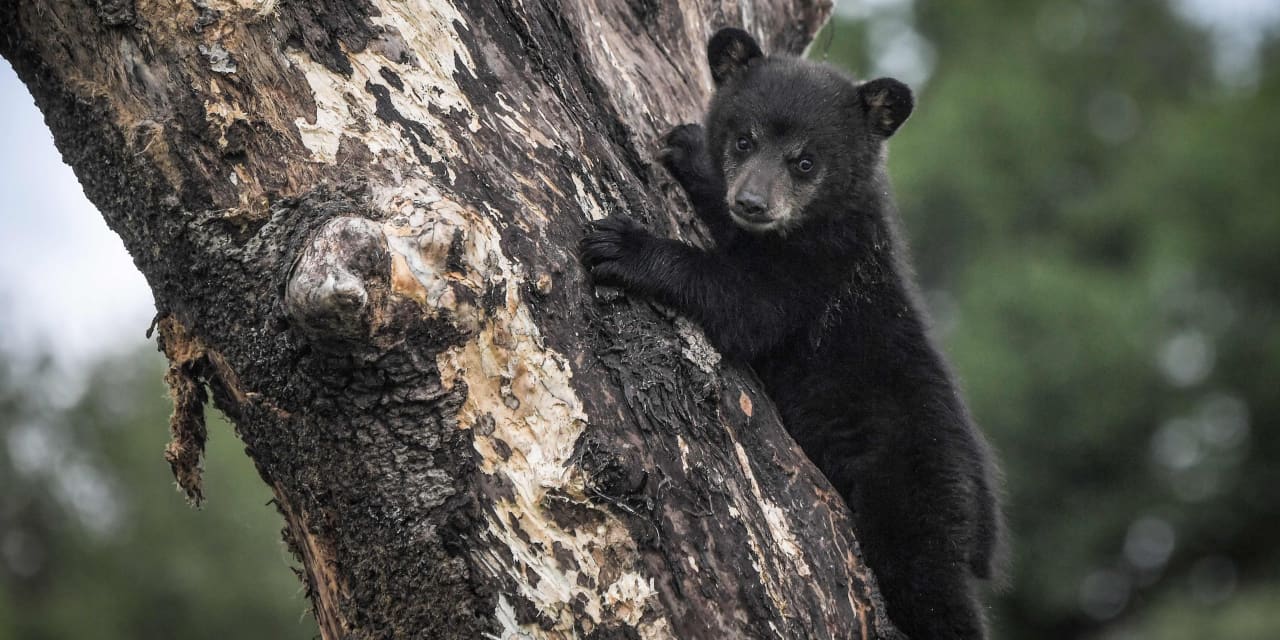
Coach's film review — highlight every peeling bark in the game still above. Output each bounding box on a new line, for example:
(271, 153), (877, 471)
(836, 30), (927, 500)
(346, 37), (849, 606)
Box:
(154, 314), (211, 504)
(1, 1), (901, 638)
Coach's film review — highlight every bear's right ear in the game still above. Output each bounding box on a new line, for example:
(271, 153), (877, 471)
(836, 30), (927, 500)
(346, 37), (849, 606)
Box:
(708, 28), (763, 86)
(857, 77), (914, 138)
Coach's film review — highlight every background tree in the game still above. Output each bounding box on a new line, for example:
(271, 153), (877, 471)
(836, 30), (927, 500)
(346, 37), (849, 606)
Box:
(0, 349), (318, 639)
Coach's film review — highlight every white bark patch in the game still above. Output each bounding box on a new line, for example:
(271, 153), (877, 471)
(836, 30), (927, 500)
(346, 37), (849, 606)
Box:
(490, 595), (526, 640)
(592, 31), (651, 121)
(203, 0), (278, 19)
(572, 175), (609, 222)
(287, 54), (367, 164)
(731, 441), (811, 576)
(374, 181), (669, 638)
(726, 438), (815, 621)
(203, 90), (250, 149)
(568, 3), (708, 137)
(286, 0), (477, 167)
(202, 81), (272, 212)
(198, 43), (237, 74)
(676, 435), (691, 473)
(674, 317), (721, 374)
(493, 93), (556, 149)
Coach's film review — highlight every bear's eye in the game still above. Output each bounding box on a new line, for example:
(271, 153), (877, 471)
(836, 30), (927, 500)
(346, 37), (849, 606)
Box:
(796, 158), (814, 173)
(736, 136), (752, 152)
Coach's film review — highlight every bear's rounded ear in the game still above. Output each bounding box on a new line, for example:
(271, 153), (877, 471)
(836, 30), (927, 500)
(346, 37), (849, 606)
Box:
(857, 77), (914, 138)
(708, 28), (763, 86)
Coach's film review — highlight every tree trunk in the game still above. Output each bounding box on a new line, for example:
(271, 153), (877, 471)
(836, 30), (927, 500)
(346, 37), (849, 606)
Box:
(1, 1), (899, 637)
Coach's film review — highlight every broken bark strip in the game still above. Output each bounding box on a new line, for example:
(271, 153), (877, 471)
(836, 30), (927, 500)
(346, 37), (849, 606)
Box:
(154, 314), (210, 505)
(2, 0), (901, 638)
(274, 482), (352, 639)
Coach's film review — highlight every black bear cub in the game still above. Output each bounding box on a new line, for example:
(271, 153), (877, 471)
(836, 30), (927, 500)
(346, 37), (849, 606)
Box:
(581, 28), (1004, 639)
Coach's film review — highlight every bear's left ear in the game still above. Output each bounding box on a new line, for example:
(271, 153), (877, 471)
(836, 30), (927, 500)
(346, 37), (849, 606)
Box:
(857, 77), (914, 138)
(708, 28), (763, 86)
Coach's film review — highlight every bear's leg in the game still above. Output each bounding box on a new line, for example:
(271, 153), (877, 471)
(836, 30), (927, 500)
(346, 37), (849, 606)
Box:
(871, 549), (987, 640)
(822, 438), (988, 640)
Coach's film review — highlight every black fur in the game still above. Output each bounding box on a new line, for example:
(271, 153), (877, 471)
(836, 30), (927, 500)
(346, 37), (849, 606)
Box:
(582, 28), (1005, 640)
(708, 27), (764, 86)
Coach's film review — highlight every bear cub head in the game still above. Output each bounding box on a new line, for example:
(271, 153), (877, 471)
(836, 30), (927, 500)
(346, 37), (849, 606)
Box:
(705, 28), (914, 234)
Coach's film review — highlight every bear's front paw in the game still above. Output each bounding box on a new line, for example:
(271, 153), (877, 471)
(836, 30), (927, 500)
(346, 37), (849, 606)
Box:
(658, 124), (710, 187)
(580, 215), (654, 289)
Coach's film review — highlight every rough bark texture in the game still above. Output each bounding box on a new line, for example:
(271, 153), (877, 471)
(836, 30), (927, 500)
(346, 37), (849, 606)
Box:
(1, 1), (899, 638)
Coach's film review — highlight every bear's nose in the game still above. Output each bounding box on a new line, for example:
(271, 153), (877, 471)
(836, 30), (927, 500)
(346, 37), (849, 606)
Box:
(734, 191), (767, 216)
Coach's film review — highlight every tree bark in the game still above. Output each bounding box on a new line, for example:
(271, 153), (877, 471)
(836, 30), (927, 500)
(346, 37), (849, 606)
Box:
(1, 1), (899, 638)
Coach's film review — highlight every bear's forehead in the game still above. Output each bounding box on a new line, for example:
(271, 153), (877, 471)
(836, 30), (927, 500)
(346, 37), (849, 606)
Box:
(721, 61), (854, 137)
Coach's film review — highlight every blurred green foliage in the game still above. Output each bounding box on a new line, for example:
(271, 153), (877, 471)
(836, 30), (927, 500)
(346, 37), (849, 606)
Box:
(820, 1), (1279, 638)
(0, 352), (316, 639)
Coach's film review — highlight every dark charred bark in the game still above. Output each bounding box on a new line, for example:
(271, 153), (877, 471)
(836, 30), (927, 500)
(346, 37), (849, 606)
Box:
(1, 1), (899, 638)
